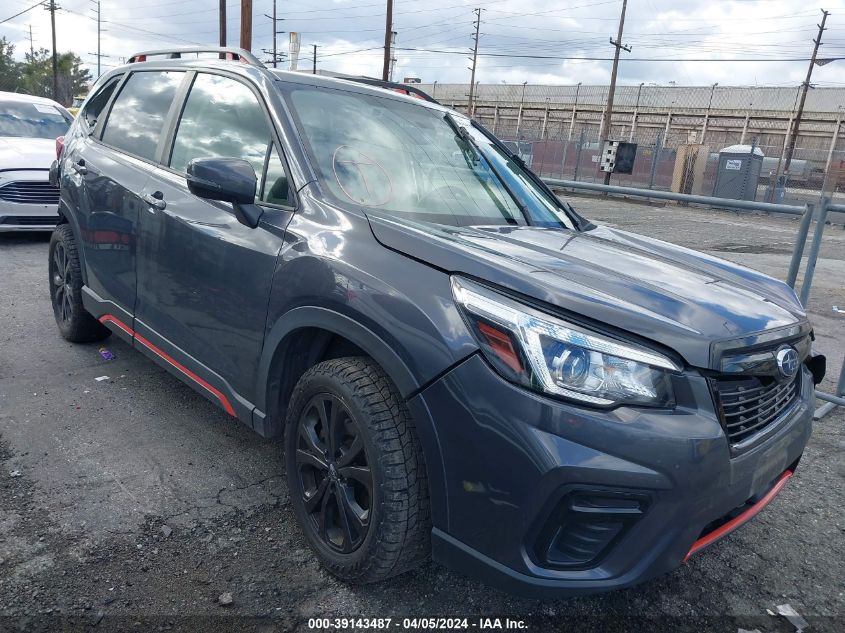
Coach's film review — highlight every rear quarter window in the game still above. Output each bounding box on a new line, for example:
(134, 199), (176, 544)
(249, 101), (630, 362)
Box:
(101, 71), (185, 162)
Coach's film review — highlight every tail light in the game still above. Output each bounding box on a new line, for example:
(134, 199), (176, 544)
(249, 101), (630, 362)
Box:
(55, 136), (65, 160)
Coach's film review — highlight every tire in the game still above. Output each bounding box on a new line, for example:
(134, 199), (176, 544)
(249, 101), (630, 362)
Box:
(285, 357), (431, 583)
(48, 224), (111, 343)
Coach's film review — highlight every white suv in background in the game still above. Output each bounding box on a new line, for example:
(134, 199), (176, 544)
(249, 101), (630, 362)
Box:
(0, 91), (73, 232)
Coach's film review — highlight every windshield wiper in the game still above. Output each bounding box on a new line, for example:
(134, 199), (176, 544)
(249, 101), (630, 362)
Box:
(443, 113), (530, 226)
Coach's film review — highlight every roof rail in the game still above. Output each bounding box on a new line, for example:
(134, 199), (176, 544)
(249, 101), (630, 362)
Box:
(127, 47), (266, 68)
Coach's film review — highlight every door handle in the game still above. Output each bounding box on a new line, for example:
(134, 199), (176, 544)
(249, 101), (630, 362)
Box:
(141, 191), (166, 211)
(73, 158), (87, 175)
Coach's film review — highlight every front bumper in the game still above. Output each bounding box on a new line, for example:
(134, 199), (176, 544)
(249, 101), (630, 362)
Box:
(0, 171), (60, 232)
(415, 353), (813, 597)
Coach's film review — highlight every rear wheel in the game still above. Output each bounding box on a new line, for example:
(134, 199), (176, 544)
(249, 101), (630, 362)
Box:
(285, 357), (430, 583)
(49, 224), (110, 343)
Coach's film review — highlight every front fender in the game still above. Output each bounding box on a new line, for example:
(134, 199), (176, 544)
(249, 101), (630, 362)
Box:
(255, 305), (452, 531)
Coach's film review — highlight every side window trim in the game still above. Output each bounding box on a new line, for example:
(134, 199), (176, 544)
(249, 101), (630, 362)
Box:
(161, 69), (298, 210)
(259, 141), (272, 201)
(156, 70), (196, 166)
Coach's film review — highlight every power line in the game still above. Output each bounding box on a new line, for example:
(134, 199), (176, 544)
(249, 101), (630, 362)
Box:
(394, 47), (828, 62)
(1, 1), (44, 25)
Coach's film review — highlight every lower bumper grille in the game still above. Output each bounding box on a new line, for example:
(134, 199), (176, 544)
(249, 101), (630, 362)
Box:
(712, 373), (800, 445)
(0, 180), (60, 205)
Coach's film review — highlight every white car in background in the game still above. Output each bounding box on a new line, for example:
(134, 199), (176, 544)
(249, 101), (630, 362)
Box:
(0, 91), (73, 232)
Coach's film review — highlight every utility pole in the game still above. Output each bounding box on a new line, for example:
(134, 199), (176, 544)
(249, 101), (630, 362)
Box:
(264, 1), (284, 67)
(219, 0), (226, 47)
(467, 7), (482, 116)
(240, 0), (253, 52)
(783, 8), (830, 174)
(96, 0), (100, 76)
(313, 44), (317, 74)
(382, 0), (393, 81)
(46, 0), (58, 101)
(28, 24), (34, 57)
(389, 31), (397, 81)
(600, 0), (630, 185)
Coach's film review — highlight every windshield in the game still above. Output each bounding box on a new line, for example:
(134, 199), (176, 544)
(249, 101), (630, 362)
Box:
(0, 99), (72, 139)
(285, 85), (575, 229)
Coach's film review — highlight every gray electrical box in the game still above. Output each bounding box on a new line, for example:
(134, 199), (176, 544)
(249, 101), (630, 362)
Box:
(713, 145), (764, 201)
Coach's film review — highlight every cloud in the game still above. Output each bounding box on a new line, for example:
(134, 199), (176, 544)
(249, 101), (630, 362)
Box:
(1, 0), (842, 87)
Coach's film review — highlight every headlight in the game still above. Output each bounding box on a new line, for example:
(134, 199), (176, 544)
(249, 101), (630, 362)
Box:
(451, 277), (680, 407)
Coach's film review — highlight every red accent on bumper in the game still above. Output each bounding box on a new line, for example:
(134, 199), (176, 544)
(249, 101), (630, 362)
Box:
(684, 469), (793, 561)
(98, 314), (237, 417)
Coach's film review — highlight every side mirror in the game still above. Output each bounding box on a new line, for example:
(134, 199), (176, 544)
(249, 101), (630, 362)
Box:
(186, 157), (263, 228)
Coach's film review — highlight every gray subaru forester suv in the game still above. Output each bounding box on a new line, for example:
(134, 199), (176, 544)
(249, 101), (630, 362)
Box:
(49, 47), (825, 597)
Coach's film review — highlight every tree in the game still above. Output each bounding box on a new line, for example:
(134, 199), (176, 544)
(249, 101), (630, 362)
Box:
(0, 37), (21, 93)
(0, 43), (91, 105)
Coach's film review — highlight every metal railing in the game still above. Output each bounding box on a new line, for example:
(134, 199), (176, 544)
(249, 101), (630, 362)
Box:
(544, 177), (845, 420)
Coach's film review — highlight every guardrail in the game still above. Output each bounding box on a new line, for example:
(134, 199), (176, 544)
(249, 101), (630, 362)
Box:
(544, 177), (845, 421)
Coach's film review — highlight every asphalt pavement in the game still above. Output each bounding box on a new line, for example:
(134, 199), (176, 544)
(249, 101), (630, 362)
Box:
(1, 199), (843, 633)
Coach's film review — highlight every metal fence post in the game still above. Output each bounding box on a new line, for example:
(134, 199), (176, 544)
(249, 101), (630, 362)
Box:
(815, 354), (845, 420)
(574, 128), (585, 182)
(798, 197), (830, 306)
(648, 132), (662, 190)
(786, 203), (815, 288)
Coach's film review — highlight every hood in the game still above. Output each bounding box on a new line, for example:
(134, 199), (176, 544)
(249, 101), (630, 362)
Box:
(367, 214), (808, 370)
(0, 137), (56, 171)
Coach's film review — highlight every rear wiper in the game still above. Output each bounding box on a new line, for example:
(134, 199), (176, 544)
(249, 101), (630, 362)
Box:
(443, 113), (531, 225)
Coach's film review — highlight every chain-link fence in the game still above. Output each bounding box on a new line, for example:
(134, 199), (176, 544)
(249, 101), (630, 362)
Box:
(423, 83), (845, 208)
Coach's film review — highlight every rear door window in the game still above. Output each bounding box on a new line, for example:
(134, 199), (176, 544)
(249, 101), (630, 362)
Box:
(80, 76), (121, 129)
(101, 71), (185, 162)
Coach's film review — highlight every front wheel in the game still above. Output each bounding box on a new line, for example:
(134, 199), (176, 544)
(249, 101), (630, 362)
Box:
(284, 357), (430, 583)
(48, 224), (110, 343)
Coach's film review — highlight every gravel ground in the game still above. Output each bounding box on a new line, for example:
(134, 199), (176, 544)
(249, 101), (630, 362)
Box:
(1, 199), (843, 633)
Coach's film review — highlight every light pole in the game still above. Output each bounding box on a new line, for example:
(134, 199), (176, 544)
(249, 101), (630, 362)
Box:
(630, 81), (644, 141)
(517, 80), (528, 138)
(432, 80), (437, 100)
(568, 82), (581, 141)
(702, 82), (718, 143)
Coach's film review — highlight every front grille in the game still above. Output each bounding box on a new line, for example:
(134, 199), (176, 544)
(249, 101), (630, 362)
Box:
(0, 180), (60, 205)
(712, 374), (800, 445)
(0, 215), (58, 226)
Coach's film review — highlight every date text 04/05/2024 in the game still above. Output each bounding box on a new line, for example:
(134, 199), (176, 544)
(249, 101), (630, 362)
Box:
(307, 618), (528, 630)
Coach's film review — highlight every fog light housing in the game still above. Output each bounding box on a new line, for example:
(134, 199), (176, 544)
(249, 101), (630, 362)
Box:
(533, 490), (650, 570)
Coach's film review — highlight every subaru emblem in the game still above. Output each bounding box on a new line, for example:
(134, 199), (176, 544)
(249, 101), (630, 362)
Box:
(776, 346), (799, 379)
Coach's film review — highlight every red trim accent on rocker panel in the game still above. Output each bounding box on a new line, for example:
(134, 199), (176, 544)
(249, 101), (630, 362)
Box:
(684, 469), (793, 561)
(98, 314), (237, 417)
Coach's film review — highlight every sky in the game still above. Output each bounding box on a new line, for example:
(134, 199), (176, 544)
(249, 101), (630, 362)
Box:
(2, 0), (845, 87)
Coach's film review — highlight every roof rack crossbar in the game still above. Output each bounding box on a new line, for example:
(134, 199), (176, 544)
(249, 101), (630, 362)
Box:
(127, 47), (265, 68)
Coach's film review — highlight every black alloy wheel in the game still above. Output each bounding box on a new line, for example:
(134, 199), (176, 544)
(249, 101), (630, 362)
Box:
(50, 240), (74, 325)
(295, 393), (373, 553)
(48, 224), (110, 342)
(284, 357), (431, 583)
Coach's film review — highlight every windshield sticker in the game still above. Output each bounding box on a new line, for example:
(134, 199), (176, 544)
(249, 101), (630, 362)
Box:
(33, 104), (62, 115)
